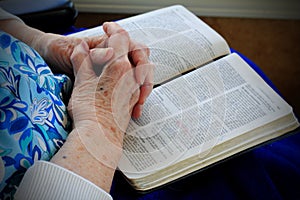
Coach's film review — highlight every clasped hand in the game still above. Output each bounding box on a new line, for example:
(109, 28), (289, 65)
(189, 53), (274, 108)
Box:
(67, 22), (153, 149)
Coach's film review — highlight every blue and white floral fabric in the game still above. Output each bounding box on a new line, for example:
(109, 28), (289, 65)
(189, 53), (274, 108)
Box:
(0, 31), (72, 199)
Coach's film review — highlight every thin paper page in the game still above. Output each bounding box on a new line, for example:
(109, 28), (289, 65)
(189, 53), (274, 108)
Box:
(70, 5), (231, 84)
(118, 53), (294, 176)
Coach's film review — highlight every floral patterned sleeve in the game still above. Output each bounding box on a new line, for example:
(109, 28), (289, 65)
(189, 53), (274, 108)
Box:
(0, 31), (72, 198)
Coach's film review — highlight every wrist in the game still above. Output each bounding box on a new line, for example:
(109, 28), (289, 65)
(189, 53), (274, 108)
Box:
(0, 18), (45, 53)
(72, 119), (125, 147)
(51, 128), (121, 192)
(30, 32), (55, 60)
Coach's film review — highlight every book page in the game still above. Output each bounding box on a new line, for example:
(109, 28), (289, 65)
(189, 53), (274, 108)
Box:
(70, 5), (230, 84)
(118, 53), (296, 176)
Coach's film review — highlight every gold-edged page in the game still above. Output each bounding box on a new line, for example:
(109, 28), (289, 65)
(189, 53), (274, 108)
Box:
(127, 113), (298, 191)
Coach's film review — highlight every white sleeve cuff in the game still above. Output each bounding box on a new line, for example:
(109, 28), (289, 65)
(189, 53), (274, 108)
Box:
(14, 161), (113, 200)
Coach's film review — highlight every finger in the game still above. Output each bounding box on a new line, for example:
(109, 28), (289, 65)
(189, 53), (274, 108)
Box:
(130, 40), (150, 59)
(136, 59), (154, 101)
(129, 42), (153, 118)
(90, 47), (114, 65)
(133, 63), (154, 118)
(102, 24), (138, 86)
(134, 58), (153, 86)
(90, 47), (114, 75)
(132, 81), (153, 119)
(132, 103), (143, 119)
(83, 34), (108, 49)
(103, 22), (128, 37)
(71, 41), (91, 76)
(132, 81), (153, 118)
(103, 23), (132, 78)
(101, 56), (132, 83)
(71, 42), (103, 86)
(103, 22), (130, 57)
(109, 33), (130, 60)
(139, 81), (154, 104)
(130, 43), (151, 85)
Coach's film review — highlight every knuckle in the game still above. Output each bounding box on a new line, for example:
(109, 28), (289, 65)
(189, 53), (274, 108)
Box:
(116, 28), (129, 37)
(114, 58), (132, 69)
(134, 41), (150, 57)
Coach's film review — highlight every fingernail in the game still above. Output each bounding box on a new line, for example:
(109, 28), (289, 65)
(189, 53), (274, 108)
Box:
(132, 104), (143, 119)
(103, 22), (111, 33)
(103, 22), (108, 30)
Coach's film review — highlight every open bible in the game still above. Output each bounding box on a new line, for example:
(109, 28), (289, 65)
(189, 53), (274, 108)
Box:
(71, 5), (299, 191)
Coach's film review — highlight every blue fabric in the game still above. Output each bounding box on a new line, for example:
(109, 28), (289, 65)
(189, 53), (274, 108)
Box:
(0, 31), (72, 199)
(110, 50), (300, 200)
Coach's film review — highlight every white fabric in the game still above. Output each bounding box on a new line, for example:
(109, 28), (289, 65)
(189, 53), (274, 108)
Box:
(0, 0), (68, 15)
(14, 161), (113, 200)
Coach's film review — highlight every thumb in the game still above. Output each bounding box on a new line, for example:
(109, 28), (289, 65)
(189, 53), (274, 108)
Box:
(90, 47), (114, 75)
(71, 41), (93, 80)
(71, 42), (114, 85)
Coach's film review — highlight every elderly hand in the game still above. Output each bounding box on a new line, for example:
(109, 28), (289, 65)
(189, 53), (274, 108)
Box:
(32, 24), (154, 93)
(36, 31), (153, 119)
(66, 22), (153, 165)
(50, 22), (154, 192)
(31, 33), (108, 75)
(7, 17), (154, 117)
(102, 22), (154, 119)
(68, 21), (154, 129)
